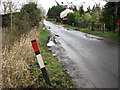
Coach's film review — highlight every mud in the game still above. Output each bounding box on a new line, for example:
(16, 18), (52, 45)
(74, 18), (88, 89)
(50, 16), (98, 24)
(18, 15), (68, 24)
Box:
(47, 32), (93, 88)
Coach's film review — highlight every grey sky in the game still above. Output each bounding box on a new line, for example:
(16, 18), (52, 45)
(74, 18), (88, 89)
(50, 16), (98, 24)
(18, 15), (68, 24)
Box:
(37, 0), (107, 12)
(0, 0), (107, 14)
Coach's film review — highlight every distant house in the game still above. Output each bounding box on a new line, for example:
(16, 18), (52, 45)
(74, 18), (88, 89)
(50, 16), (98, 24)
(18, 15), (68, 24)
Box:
(60, 8), (74, 24)
(45, 15), (48, 18)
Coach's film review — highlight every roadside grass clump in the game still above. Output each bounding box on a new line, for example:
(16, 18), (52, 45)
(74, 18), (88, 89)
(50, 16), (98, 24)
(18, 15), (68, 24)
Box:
(39, 29), (76, 88)
(46, 18), (52, 21)
(79, 28), (119, 40)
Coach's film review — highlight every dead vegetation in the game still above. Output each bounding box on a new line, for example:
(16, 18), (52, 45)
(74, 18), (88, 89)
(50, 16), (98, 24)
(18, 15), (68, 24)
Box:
(2, 27), (41, 88)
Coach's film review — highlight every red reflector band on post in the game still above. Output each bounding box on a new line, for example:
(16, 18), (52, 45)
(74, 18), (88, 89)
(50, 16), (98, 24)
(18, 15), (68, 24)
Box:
(43, 24), (45, 27)
(31, 39), (51, 86)
(31, 40), (39, 52)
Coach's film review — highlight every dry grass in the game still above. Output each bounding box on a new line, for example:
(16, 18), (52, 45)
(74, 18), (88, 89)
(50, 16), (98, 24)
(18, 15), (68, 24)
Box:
(2, 26), (41, 88)
(2, 21), (76, 88)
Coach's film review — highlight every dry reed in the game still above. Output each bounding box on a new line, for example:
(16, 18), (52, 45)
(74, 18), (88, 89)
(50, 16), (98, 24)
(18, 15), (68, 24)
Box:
(2, 26), (41, 88)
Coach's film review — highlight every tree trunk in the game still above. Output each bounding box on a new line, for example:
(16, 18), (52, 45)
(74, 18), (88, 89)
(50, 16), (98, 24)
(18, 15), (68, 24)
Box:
(9, 2), (12, 32)
(113, 2), (118, 32)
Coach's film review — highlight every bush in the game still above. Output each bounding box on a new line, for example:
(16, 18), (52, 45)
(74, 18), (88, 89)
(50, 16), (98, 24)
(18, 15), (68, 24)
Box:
(21, 2), (41, 27)
(56, 16), (61, 22)
(11, 2), (42, 41)
(100, 2), (120, 31)
(12, 12), (32, 36)
(2, 2), (42, 46)
(67, 13), (75, 25)
(47, 5), (65, 18)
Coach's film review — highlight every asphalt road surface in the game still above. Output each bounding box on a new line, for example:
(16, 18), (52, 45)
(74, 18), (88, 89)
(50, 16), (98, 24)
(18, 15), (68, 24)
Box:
(44, 20), (119, 88)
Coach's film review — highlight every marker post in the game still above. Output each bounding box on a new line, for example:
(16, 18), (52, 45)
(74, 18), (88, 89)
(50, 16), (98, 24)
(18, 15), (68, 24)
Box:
(118, 19), (120, 36)
(31, 40), (51, 86)
(43, 24), (45, 32)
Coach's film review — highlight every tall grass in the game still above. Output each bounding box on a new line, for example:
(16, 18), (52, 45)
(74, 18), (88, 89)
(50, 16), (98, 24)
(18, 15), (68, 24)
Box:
(2, 27), (41, 88)
(2, 2), (42, 88)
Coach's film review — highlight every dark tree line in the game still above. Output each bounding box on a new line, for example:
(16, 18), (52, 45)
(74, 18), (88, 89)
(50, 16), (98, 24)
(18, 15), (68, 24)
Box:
(47, 5), (65, 18)
(100, 2), (120, 31)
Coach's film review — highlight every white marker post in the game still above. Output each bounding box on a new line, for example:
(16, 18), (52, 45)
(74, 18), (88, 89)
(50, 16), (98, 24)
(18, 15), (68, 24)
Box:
(31, 40), (51, 86)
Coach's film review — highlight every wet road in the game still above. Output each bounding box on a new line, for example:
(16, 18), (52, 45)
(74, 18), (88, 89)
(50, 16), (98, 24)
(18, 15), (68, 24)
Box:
(44, 20), (118, 88)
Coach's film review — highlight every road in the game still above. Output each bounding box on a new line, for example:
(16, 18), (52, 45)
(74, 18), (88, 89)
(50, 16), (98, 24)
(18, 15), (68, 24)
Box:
(44, 20), (118, 88)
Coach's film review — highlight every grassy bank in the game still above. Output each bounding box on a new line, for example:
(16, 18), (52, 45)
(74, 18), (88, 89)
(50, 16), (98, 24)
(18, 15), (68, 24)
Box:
(2, 21), (76, 88)
(49, 20), (119, 40)
(2, 28), (41, 88)
(38, 29), (76, 88)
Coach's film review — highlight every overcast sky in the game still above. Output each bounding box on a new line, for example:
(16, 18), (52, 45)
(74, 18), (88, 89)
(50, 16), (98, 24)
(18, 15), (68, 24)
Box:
(37, 0), (107, 14)
(0, 0), (107, 14)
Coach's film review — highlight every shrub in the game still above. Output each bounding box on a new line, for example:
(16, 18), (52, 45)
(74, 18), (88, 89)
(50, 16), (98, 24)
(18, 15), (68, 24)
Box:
(2, 2), (42, 46)
(67, 13), (75, 25)
(21, 2), (41, 27)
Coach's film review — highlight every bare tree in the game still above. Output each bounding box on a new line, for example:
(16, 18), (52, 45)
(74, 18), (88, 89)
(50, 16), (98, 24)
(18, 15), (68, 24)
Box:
(0, 1), (2, 14)
(40, 6), (46, 16)
(1, 0), (9, 14)
(1, 0), (22, 31)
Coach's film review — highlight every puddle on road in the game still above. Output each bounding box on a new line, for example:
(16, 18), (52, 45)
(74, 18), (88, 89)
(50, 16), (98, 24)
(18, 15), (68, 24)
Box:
(55, 34), (59, 37)
(84, 34), (103, 40)
(48, 26), (51, 29)
(46, 26), (51, 30)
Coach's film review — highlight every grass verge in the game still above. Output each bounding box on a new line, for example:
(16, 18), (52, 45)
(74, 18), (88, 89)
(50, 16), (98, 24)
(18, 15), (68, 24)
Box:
(2, 21), (76, 88)
(38, 29), (76, 88)
(50, 21), (119, 40)
(2, 28), (41, 88)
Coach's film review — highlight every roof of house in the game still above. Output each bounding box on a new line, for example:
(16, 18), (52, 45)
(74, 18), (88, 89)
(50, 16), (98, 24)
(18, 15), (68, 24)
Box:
(60, 8), (74, 18)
